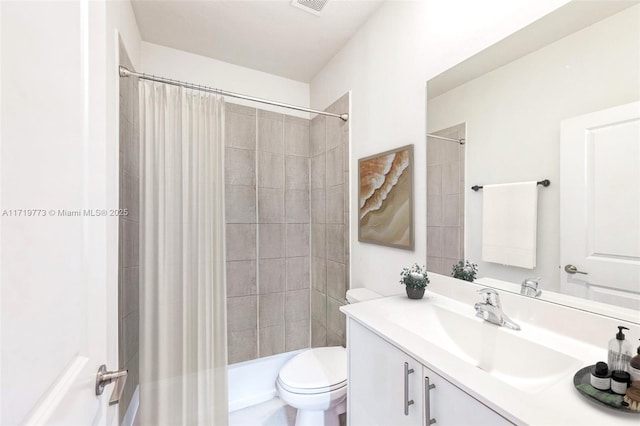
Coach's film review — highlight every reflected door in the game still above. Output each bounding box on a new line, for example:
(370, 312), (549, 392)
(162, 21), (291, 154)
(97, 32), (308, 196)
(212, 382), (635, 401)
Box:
(560, 102), (640, 310)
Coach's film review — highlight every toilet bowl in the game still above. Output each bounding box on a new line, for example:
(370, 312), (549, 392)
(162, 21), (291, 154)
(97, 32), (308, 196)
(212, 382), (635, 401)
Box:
(276, 288), (381, 426)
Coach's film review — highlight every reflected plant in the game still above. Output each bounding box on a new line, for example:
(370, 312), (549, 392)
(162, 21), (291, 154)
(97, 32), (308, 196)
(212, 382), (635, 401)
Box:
(400, 263), (430, 289)
(451, 260), (478, 282)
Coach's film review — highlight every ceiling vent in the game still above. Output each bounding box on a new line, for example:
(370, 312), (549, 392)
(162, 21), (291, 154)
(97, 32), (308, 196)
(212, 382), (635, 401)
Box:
(290, 0), (329, 16)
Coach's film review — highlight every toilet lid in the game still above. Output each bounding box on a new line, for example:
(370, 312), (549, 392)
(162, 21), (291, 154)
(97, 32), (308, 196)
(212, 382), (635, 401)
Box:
(278, 347), (347, 392)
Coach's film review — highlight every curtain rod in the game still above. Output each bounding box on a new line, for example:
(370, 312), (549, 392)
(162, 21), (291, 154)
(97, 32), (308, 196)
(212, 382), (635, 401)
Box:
(119, 66), (349, 122)
(427, 133), (465, 144)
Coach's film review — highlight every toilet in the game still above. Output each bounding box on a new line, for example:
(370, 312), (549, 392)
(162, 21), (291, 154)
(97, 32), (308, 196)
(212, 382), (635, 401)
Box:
(276, 288), (381, 426)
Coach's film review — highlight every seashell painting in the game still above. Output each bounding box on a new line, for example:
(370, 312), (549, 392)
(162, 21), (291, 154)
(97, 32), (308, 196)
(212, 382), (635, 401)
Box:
(358, 145), (414, 250)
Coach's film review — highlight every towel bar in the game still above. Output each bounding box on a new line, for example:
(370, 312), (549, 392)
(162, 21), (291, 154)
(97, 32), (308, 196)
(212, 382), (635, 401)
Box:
(471, 179), (550, 192)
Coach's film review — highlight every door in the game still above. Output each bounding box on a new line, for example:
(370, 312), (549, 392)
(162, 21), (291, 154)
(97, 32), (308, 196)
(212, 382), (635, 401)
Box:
(348, 320), (423, 426)
(1, 1), (117, 424)
(422, 366), (512, 425)
(560, 102), (640, 310)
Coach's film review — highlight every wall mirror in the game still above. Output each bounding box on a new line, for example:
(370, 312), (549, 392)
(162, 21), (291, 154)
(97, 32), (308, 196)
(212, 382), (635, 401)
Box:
(426, 0), (639, 323)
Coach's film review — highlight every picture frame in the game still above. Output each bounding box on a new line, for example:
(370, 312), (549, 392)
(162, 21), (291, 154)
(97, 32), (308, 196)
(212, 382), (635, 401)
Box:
(358, 144), (414, 250)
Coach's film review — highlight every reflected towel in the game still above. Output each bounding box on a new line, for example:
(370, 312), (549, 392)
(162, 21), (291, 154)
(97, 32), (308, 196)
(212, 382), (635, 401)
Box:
(482, 181), (538, 269)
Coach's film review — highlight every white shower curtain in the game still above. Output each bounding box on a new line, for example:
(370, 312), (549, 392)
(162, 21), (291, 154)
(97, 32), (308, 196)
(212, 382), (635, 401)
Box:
(138, 80), (227, 425)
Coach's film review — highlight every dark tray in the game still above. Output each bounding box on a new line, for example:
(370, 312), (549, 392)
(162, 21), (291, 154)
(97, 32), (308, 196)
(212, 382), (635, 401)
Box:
(573, 366), (638, 414)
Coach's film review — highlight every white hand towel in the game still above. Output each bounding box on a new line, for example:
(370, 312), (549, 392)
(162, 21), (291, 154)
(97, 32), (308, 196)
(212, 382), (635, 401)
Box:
(482, 181), (538, 269)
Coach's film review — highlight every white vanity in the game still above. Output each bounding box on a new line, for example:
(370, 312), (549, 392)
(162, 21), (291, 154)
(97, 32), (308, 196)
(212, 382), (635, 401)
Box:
(340, 273), (639, 425)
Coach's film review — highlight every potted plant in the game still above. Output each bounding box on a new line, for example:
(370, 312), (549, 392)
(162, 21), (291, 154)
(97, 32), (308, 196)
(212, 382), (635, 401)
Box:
(451, 260), (478, 282)
(400, 263), (429, 299)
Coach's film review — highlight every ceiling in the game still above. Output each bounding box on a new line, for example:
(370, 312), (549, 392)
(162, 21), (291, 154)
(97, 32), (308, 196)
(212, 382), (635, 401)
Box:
(131, 0), (385, 82)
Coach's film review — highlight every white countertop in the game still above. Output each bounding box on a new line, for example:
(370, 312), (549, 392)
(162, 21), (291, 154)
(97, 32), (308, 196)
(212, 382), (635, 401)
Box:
(341, 288), (639, 425)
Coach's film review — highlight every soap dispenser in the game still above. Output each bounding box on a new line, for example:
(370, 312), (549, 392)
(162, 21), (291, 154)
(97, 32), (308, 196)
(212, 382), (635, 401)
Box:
(608, 326), (632, 372)
(629, 339), (640, 381)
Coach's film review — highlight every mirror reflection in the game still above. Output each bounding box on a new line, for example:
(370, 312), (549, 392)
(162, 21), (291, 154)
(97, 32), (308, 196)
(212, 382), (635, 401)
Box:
(426, 1), (640, 317)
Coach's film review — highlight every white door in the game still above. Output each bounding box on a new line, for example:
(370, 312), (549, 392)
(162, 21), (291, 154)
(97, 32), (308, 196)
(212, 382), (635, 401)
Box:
(1, 1), (117, 424)
(348, 320), (424, 426)
(560, 102), (640, 310)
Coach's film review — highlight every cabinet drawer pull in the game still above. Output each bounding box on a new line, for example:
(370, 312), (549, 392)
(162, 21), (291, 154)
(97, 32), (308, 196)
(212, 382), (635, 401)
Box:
(425, 376), (436, 424)
(404, 362), (415, 415)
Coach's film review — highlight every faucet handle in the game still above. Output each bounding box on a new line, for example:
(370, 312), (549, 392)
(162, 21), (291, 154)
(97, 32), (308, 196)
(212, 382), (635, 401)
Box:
(477, 288), (500, 306)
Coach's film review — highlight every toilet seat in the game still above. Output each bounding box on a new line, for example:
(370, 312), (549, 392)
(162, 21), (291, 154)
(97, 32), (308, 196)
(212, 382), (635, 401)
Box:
(277, 347), (347, 395)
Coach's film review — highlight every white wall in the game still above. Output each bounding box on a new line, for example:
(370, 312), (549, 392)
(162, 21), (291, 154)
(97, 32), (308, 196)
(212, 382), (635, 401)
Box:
(310, 0), (570, 296)
(141, 42), (310, 118)
(428, 5), (639, 293)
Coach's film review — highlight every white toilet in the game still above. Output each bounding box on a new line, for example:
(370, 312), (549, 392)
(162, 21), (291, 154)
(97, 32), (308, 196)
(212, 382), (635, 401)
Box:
(276, 288), (381, 426)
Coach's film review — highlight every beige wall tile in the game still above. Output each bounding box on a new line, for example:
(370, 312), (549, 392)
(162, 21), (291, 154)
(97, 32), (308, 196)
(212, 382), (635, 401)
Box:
(286, 257), (310, 291)
(311, 289), (326, 324)
(326, 297), (345, 338)
(227, 295), (257, 332)
(227, 102), (256, 117)
(258, 258), (285, 294)
(326, 185), (344, 224)
(311, 224), (326, 258)
(311, 257), (326, 293)
(259, 325), (285, 358)
(225, 110), (256, 150)
(285, 190), (309, 224)
(225, 185), (256, 224)
(121, 220), (139, 268)
(285, 319), (310, 351)
(326, 261), (346, 301)
(443, 194), (459, 226)
(225, 224), (257, 261)
(285, 121), (310, 157)
(311, 188), (326, 224)
(310, 115), (326, 157)
(326, 146), (344, 187)
(258, 188), (284, 224)
(226, 260), (257, 297)
(286, 224), (309, 257)
(443, 226), (461, 260)
(427, 195), (442, 227)
(285, 289), (310, 322)
(285, 155), (309, 191)
(258, 116), (284, 154)
(228, 329), (257, 364)
(427, 256), (445, 275)
(259, 293), (284, 327)
(326, 224), (345, 263)
(427, 227), (443, 258)
(258, 224), (285, 259)
(258, 151), (284, 189)
(311, 154), (326, 189)
(311, 320), (327, 348)
(427, 165), (442, 196)
(121, 267), (139, 319)
(442, 162), (460, 195)
(225, 148), (256, 186)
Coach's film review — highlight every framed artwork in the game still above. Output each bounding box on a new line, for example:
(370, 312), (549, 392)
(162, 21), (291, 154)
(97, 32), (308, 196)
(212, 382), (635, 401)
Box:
(358, 144), (414, 250)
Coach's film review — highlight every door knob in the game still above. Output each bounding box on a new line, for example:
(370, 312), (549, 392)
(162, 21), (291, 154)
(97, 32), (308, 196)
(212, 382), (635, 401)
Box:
(95, 364), (128, 404)
(564, 264), (588, 275)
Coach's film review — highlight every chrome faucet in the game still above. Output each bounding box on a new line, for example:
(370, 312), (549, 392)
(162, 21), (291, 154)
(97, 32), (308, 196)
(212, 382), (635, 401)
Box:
(474, 288), (521, 330)
(521, 277), (542, 298)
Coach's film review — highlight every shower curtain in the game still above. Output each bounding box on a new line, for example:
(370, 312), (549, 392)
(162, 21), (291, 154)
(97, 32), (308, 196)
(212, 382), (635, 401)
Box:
(138, 80), (227, 425)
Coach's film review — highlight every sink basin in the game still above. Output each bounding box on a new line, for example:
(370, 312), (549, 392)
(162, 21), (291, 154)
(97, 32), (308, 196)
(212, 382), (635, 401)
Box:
(388, 304), (582, 393)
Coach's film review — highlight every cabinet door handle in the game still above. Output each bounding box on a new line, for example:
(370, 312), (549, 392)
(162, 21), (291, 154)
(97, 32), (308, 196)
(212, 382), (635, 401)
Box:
(425, 376), (436, 424)
(404, 362), (415, 415)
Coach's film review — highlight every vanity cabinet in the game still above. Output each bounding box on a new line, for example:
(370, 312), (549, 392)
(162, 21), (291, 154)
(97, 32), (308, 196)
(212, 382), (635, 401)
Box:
(348, 319), (512, 426)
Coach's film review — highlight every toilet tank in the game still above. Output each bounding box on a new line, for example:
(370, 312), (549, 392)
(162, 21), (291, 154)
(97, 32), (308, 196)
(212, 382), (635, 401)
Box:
(345, 288), (381, 304)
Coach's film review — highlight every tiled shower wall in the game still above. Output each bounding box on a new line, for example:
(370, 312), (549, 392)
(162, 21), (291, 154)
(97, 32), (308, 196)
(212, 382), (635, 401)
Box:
(118, 41), (140, 421)
(426, 123), (465, 275)
(225, 103), (312, 364)
(310, 94), (350, 348)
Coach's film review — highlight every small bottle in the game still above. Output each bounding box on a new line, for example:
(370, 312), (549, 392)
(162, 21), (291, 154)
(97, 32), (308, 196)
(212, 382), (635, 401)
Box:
(590, 361), (611, 391)
(629, 339), (640, 382)
(608, 326), (633, 372)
